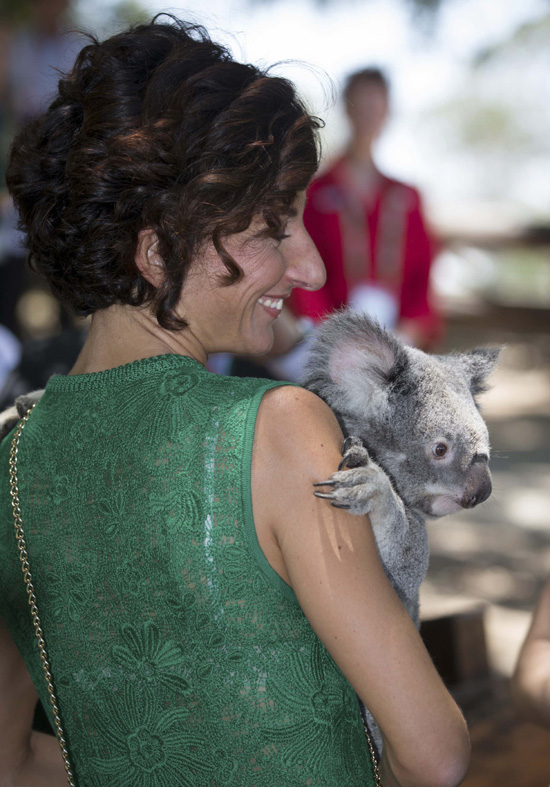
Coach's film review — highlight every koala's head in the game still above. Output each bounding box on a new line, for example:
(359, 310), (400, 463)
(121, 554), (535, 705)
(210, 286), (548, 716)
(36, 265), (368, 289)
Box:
(302, 310), (501, 518)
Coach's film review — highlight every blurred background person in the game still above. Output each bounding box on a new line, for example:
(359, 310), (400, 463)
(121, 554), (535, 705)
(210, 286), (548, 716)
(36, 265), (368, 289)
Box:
(290, 66), (441, 351)
(511, 575), (550, 729)
(0, 0), (85, 407)
(3, 0), (81, 128)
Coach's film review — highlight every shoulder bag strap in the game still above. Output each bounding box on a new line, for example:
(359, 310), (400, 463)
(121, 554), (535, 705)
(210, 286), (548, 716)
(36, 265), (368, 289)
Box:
(9, 405), (76, 787)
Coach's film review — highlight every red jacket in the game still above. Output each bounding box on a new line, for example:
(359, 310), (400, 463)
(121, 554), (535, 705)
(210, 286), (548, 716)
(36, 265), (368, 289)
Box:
(291, 158), (441, 345)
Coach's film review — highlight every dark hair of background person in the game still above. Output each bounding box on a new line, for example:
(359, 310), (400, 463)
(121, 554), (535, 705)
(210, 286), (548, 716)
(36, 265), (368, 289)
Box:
(6, 16), (323, 330)
(343, 66), (390, 103)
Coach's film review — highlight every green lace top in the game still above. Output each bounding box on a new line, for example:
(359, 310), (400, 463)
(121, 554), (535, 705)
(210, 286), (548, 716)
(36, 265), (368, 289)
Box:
(0, 355), (375, 786)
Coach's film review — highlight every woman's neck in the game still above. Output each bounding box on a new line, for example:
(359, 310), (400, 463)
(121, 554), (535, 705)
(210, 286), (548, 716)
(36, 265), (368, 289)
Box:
(69, 305), (207, 375)
(346, 137), (375, 167)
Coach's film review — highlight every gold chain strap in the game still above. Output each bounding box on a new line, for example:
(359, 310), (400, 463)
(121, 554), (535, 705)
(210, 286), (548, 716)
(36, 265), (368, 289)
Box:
(9, 405), (76, 787)
(361, 715), (383, 786)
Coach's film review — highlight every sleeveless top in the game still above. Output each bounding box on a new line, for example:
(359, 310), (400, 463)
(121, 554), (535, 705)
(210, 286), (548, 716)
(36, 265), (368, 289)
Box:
(0, 354), (375, 786)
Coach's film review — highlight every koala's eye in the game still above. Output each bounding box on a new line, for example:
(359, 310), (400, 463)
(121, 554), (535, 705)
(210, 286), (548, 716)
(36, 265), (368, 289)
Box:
(433, 443), (448, 458)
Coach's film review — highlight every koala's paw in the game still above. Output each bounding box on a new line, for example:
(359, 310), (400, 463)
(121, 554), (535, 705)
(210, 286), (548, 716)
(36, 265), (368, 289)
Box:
(0, 405), (19, 442)
(15, 390), (44, 416)
(0, 389), (45, 442)
(313, 449), (390, 516)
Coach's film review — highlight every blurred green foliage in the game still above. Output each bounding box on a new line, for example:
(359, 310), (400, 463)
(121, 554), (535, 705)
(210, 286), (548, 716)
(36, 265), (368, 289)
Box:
(0, 0), (32, 24)
(250, 0), (444, 12)
(433, 99), (532, 154)
(428, 10), (550, 169)
(474, 12), (550, 67)
(75, 0), (150, 38)
(488, 249), (550, 308)
(109, 0), (149, 29)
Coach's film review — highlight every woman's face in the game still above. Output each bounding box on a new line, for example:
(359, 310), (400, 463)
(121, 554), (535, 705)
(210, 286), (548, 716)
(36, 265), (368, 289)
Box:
(178, 191), (325, 358)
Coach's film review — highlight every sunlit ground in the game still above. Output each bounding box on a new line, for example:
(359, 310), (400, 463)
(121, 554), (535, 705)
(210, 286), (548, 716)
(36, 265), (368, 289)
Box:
(420, 336), (550, 676)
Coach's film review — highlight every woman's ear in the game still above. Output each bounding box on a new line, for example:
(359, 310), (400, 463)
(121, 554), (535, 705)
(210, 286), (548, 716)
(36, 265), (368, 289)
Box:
(134, 229), (165, 288)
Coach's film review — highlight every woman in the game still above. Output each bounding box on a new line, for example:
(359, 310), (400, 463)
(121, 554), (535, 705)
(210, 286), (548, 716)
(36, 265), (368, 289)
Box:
(0, 18), (469, 787)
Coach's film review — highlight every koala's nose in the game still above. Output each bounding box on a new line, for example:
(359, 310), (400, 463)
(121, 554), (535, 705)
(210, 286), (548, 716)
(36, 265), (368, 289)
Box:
(461, 481), (492, 508)
(460, 465), (492, 509)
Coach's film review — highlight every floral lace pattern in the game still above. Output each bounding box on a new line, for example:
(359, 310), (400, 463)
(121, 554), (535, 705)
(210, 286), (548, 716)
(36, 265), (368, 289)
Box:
(0, 355), (375, 786)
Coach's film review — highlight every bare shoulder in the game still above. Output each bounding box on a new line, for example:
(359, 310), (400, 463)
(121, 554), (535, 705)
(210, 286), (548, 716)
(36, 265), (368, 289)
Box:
(255, 384), (344, 479)
(252, 384), (350, 584)
(258, 384), (335, 425)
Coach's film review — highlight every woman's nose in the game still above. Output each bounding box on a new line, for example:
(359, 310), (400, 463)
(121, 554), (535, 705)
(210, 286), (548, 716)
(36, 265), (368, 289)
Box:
(287, 230), (326, 292)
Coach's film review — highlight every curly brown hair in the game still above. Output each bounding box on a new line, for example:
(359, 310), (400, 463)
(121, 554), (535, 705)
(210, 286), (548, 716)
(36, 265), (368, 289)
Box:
(6, 17), (322, 329)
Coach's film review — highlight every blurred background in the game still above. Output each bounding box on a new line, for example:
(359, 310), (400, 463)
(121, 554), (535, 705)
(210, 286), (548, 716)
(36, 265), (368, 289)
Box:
(1, 0), (549, 783)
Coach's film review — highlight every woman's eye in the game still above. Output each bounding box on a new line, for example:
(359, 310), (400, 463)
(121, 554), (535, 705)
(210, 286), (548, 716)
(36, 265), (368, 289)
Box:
(273, 233), (290, 244)
(433, 443), (448, 458)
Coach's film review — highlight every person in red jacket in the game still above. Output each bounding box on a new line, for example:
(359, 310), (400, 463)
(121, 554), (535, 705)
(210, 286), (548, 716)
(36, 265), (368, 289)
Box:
(291, 67), (441, 350)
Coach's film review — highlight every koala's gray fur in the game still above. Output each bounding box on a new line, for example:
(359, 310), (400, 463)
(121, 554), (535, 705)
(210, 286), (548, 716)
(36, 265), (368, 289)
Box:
(0, 391), (45, 442)
(302, 309), (499, 755)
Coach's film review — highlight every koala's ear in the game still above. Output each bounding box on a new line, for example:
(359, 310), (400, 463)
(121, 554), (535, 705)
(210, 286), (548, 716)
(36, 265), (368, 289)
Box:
(329, 335), (396, 391)
(457, 347), (502, 396)
(303, 310), (410, 414)
(325, 312), (405, 395)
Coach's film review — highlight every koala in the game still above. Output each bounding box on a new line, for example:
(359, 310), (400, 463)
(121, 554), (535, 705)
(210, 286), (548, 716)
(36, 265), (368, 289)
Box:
(302, 309), (499, 755)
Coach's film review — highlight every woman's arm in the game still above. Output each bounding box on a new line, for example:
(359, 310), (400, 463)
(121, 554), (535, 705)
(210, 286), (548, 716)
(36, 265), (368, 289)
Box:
(0, 617), (66, 787)
(252, 386), (470, 787)
(511, 576), (550, 728)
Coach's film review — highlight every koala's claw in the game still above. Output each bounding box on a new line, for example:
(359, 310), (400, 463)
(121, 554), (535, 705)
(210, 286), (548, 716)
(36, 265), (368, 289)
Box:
(313, 480), (336, 488)
(342, 436), (356, 454)
(338, 455), (350, 471)
(314, 487), (351, 509)
(338, 435), (370, 471)
(313, 489), (335, 499)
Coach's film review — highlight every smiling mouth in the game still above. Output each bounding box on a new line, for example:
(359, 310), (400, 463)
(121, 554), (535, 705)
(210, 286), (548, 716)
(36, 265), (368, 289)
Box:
(257, 296), (283, 313)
